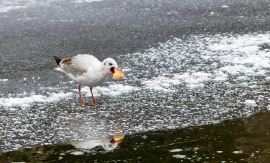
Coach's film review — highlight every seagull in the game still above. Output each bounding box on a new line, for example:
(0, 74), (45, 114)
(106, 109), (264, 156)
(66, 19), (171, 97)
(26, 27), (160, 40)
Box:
(54, 54), (123, 105)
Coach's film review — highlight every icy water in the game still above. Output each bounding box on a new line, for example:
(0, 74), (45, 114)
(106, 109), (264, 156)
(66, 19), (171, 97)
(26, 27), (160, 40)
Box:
(1, 111), (270, 162)
(1, 0), (270, 162)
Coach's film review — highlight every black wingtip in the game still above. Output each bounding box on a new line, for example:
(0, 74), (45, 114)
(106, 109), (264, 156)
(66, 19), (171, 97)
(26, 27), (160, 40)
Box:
(54, 56), (62, 66)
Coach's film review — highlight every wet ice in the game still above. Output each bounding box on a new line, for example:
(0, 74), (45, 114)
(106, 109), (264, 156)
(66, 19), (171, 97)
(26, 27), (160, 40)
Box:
(1, 32), (270, 151)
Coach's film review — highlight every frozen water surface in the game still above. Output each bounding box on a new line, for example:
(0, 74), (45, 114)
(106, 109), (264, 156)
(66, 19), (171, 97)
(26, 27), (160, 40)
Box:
(0, 0), (103, 13)
(1, 32), (270, 152)
(0, 0), (270, 161)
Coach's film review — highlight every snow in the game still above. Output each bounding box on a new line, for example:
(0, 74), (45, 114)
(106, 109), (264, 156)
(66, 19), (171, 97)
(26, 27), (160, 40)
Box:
(173, 154), (186, 159)
(169, 148), (183, 152)
(244, 100), (257, 106)
(0, 92), (73, 108)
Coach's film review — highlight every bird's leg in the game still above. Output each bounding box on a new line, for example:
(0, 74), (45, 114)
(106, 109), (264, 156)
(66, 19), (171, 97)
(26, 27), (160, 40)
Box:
(90, 87), (103, 104)
(78, 84), (90, 105)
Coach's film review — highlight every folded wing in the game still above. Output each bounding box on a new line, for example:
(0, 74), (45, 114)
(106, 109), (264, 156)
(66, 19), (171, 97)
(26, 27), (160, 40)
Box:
(58, 54), (101, 77)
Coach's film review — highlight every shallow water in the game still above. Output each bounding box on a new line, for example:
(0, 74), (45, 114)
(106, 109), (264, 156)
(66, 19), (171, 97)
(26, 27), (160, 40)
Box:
(0, 0), (270, 161)
(1, 111), (270, 162)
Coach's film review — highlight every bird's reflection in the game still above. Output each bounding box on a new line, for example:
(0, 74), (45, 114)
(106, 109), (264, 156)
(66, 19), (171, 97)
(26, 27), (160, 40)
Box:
(72, 135), (125, 152)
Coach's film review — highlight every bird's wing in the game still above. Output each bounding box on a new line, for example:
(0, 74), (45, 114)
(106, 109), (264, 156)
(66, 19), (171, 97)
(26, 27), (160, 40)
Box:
(59, 57), (87, 77)
(59, 54), (101, 77)
(72, 54), (101, 71)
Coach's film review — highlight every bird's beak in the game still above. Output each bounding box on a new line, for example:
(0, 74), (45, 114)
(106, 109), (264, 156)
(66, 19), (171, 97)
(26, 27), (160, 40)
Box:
(110, 67), (115, 75)
(110, 67), (122, 75)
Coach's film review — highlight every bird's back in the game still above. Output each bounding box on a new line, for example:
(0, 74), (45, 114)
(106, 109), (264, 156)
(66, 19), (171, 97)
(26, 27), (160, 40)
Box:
(72, 54), (101, 71)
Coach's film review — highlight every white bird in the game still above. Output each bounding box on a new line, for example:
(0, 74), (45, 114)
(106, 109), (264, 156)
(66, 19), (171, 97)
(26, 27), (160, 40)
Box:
(54, 54), (123, 105)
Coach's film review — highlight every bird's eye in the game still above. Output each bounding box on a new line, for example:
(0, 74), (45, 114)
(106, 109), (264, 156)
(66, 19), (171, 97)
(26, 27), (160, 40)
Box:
(109, 63), (113, 66)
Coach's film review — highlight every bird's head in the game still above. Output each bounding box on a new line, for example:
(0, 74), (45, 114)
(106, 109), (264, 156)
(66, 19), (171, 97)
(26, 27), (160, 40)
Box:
(102, 58), (120, 75)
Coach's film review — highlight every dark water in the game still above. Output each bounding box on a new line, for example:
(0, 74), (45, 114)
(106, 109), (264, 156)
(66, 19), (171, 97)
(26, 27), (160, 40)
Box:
(1, 0), (270, 162)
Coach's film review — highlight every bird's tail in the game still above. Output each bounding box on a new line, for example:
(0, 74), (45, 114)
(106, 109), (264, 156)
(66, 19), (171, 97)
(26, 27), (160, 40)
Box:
(54, 56), (62, 66)
(54, 67), (65, 73)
